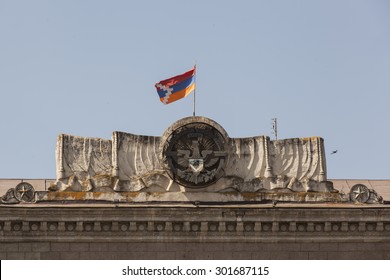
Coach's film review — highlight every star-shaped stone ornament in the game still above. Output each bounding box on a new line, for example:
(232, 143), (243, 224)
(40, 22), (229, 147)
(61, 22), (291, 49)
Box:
(349, 184), (370, 203)
(15, 182), (35, 202)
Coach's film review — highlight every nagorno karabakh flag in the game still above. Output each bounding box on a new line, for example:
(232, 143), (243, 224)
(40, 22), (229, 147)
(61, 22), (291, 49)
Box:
(155, 66), (196, 105)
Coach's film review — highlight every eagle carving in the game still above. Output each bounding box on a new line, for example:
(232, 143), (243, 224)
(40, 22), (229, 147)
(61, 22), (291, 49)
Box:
(162, 122), (228, 188)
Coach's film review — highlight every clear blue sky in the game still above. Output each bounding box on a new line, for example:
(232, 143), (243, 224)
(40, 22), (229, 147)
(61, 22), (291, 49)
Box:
(0, 0), (389, 179)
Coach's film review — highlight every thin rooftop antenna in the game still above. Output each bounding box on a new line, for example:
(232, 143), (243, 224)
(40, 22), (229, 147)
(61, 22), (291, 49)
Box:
(271, 118), (278, 140)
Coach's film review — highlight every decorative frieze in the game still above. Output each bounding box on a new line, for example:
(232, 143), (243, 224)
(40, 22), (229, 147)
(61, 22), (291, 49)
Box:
(1, 206), (390, 244)
(2, 219), (390, 235)
(0, 215), (390, 236)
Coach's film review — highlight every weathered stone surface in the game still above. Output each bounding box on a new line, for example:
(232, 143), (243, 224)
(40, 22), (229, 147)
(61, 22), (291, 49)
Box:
(0, 174), (388, 261)
(50, 116), (335, 200)
(1, 205), (390, 259)
(35, 190), (347, 203)
(53, 134), (112, 192)
(1, 117), (386, 206)
(1, 182), (35, 204)
(113, 132), (165, 191)
(332, 179), (390, 202)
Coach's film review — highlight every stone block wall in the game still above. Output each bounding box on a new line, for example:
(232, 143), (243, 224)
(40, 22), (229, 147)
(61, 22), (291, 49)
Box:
(1, 205), (390, 260)
(1, 241), (390, 260)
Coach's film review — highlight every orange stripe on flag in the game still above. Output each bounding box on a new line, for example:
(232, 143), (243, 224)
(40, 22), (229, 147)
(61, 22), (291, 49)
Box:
(159, 83), (195, 104)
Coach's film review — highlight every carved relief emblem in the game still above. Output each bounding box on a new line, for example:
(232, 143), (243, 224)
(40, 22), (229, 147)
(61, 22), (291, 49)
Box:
(162, 121), (228, 188)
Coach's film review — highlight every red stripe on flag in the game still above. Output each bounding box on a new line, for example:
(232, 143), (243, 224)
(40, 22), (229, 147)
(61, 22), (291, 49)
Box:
(157, 66), (196, 87)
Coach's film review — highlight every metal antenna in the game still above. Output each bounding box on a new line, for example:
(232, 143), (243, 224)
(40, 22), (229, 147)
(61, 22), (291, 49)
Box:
(271, 118), (278, 140)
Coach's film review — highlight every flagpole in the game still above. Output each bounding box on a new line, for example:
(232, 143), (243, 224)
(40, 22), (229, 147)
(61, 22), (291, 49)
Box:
(193, 64), (196, 116)
(193, 91), (196, 116)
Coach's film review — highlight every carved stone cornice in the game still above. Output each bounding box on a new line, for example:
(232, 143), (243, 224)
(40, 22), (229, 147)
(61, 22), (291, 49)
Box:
(1, 205), (390, 243)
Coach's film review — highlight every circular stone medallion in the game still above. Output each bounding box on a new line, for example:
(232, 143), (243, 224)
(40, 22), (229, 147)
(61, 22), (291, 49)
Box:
(161, 117), (228, 188)
(14, 182), (35, 202)
(349, 184), (370, 203)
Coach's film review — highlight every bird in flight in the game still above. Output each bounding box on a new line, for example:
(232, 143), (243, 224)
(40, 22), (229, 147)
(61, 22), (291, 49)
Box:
(331, 150), (338, 155)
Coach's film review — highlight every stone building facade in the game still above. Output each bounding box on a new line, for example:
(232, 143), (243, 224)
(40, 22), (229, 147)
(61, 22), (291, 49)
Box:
(0, 116), (389, 260)
(0, 190), (390, 260)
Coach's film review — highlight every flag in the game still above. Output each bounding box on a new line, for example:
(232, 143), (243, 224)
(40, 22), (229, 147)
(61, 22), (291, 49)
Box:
(155, 66), (196, 105)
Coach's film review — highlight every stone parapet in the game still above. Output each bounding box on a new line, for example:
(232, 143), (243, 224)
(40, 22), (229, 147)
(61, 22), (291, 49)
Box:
(34, 190), (347, 203)
(51, 117), (332, 193)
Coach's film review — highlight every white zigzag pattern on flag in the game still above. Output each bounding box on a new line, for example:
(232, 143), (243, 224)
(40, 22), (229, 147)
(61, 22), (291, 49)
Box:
(156, 83), (174, 104)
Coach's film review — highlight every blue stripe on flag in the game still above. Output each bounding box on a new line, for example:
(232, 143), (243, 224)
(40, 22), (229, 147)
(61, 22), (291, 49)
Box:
(156, 75), (195, 98)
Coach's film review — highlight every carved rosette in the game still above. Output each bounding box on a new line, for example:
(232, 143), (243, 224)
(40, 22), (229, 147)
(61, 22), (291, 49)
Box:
(160, 117), (229, 188)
